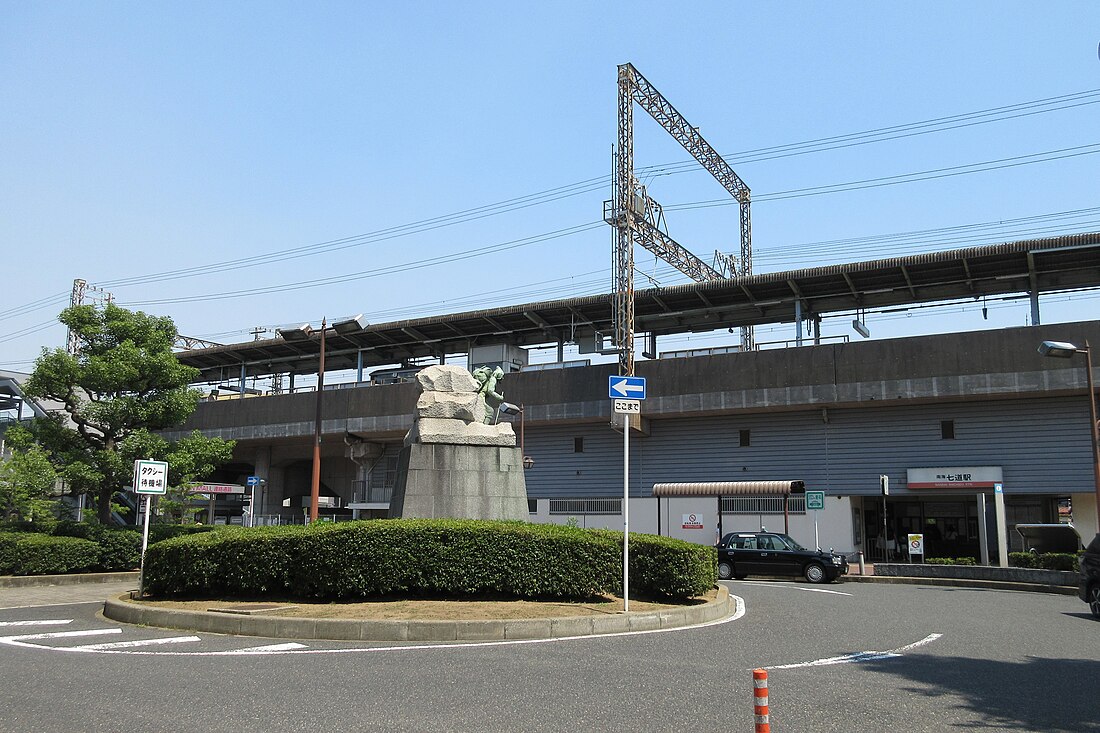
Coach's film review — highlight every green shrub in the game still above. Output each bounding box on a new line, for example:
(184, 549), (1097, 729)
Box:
(142, 520), (715, 601)
(1, 535), (100, 575)
(52, 521), (142, 571)
(0, 534), (17, 574)
(95, 529), (142, 571)
(590, 529), (716, 598)
(1036, 553), (1078, 572)
(149, 524), (220, 544)
(925, 557), (978, 565)
(1009, 552), (1037, 568)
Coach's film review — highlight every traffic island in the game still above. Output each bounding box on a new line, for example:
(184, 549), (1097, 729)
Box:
(102, 585), (731, 642)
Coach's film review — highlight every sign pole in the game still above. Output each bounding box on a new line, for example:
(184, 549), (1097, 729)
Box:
(132, 458), (169, 598)
(138, 495), (152, 597)
(623, 410), (630, 613)
(609, 374), (645, 615)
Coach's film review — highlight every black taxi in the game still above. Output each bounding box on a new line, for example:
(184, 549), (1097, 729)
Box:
(716, 531), (848, 584)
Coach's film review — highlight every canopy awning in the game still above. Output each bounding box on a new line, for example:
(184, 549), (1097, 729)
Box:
(652, 480), (805, 497)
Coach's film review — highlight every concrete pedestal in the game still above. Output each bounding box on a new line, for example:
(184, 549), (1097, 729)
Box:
(388, 443), (529, 520)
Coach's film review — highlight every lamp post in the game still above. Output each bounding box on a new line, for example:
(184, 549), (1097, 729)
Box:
(279, 314), (367, 523)
(499, 402), (533, 469)
(1039, 339), (1100, 532)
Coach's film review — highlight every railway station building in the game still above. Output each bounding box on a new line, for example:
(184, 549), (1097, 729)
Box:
(161, 233), (1100, 559)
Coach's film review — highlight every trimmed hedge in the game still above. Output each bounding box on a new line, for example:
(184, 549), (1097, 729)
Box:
(142, 519), (717, 601)
(926, 557), (977, 565)
(1009, 551), (1080, 572)
(0, 534), (101, 575)
(52, 521), (143, 572)
(149, 524), (221, 544)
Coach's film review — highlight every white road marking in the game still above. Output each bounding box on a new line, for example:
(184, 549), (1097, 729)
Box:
(0, 600), (106, 610)
(0, 595), (749, 656)
(734, 581), (852, 596)
(0, 619), (72, 627)
(235, 643), (309, 653)
(68, 636), (201, 651)
(764, 632), (944, 670)
(0, 628), (122, 644)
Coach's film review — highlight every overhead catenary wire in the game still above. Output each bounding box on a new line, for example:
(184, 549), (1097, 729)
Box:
(4, 87), (1098, 346)
(82, 87), (1100, 291)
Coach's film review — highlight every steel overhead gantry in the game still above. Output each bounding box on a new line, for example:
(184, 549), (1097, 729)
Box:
(608, 62), (753, 376)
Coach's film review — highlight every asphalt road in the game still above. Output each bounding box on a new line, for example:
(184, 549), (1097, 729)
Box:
(1, 579), (1097, 732)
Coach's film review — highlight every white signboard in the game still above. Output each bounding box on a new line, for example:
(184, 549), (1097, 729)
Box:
(189, 483), (247, 495)
(682, 513), (704, 530)
(907, 466), (1002, 489)
(613, 399), (640, 415)
(908, 533), (925, 556)
(133, 459), (168, 495)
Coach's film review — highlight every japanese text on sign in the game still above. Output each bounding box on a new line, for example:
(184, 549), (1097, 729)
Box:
(133, 460), (168, 495)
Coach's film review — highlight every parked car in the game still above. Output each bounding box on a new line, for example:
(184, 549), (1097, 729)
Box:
(716, 531), (849, 584)
(1079, 533), (1100, 619)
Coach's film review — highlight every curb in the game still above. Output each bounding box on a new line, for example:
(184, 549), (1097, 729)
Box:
(843, 574), (1078, 595)
(103, 585), (731, 642)
(0, 571), (140, 589)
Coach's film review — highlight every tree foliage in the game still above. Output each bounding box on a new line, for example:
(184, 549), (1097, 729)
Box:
(18, 304), (234, 523)
(0, 446), (58, 521)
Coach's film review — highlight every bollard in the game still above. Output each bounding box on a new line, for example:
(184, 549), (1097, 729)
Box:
(753, 668), (770, 732)
(858, 550), (866, 575)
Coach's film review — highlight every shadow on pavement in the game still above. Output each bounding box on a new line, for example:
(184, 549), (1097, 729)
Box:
(864, 653), (1100, 732)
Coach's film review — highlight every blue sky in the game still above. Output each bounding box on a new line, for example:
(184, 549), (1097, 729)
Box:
(2, 2), (1098, 378)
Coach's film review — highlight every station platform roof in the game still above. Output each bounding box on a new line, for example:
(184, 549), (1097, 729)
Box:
(176, 232), (1100, 382)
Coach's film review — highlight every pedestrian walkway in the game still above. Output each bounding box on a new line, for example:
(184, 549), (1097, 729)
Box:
(0, 575), (138, 610)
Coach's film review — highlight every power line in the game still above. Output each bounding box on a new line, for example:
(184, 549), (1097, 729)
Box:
(88, 88), (1100, 291)
(669, 143), (1100, 210)
(119, 222), (604, 307)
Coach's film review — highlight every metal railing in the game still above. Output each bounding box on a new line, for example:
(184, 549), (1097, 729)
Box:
(549, 498), (623, 515)
(351, 480), (393, 504)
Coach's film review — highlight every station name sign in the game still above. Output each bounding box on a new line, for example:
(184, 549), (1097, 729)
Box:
(907, 466), (1002, 489)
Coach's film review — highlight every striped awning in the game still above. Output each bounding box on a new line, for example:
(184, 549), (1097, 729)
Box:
(652, 481), (805, 497)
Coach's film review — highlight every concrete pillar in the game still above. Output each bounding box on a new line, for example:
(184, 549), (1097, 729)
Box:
(977, 493), (990, 565)
(795, 300), (803, 346)
(254, 446), (272, 518)
(1030, 291), (1041, 325)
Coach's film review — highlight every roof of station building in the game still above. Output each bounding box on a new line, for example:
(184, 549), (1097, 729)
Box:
(176, 232), (1100, 382)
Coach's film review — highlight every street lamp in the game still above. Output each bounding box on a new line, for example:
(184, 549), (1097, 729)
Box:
(498, 402), (533, 469)
(278, 314), (368, 522)
(1039, 339), (1100, 532)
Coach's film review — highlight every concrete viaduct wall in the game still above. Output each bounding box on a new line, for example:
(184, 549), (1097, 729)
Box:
(164, 320), (1100, 447)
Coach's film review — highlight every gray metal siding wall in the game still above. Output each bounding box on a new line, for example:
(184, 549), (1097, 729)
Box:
(522, 396), (1092, 499)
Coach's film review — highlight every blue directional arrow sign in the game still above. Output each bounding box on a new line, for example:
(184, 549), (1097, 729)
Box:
(609, 375), (646, 400)
(246, 475), (260, 487)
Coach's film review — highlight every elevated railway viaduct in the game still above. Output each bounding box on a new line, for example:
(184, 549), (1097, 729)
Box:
(166, 234), (1100, 555)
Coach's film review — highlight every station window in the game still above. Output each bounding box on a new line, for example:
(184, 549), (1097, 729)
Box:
(573, 437), (584, 453)
(739, 429), (751, 447)
(941, 420), (955, 440)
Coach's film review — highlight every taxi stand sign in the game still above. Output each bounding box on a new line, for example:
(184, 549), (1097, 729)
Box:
(132, 458), (168, 598)
(133, 459), (168, 495)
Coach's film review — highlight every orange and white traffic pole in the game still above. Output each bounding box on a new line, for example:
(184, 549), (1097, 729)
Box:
(753, 668), (770, 732)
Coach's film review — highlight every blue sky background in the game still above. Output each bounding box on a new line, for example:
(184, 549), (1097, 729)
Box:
(2, 2), (1098, 379)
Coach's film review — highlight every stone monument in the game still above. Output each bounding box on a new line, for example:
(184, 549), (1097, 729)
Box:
(388, 364), (529, 520)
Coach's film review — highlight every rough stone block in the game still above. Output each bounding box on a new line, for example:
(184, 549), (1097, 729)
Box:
(416, 392), (480, 421)
(415, 365), (480, 393)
